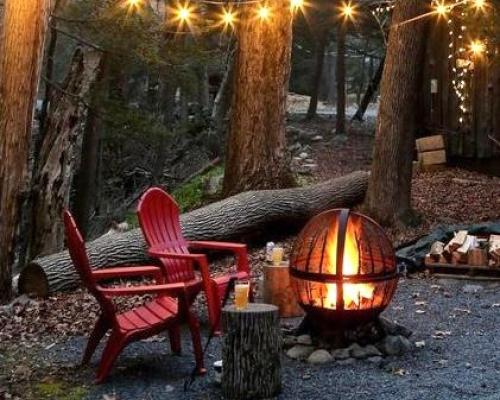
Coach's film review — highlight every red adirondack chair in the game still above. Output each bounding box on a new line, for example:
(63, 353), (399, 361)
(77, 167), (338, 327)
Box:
(63, 210), (205, 383)
(137, 187), (250, 333)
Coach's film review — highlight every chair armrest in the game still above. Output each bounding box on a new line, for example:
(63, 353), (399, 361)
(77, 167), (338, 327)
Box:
(148, 246), (206, 261)
(188, 241), (250, 274)
(98, 282), (186, 297)
(92, 266), (163, 282)
(188, 241), (246, 252)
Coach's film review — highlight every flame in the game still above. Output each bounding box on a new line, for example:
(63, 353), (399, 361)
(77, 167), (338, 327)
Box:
(324, 217), (375, 310)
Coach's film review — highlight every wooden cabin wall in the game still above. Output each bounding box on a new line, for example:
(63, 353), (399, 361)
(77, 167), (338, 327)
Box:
(421, 19), (500, 158)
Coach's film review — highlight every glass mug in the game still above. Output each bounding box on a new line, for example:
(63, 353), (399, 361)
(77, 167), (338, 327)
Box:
(234, 280), (250, 310)
(271, 246), (284, 266)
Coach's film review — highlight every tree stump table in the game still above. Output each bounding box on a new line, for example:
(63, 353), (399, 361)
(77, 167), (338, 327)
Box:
(222, 304), (281, 400)
(263, 262), (304, 318)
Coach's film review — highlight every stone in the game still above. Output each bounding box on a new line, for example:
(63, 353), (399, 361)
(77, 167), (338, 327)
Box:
(307, 349), (333, 364)
(462, 284), (483, 294)
(378, 317), (413, 338)
(331, 347), (351, 360)
(311, 135), (324, 142)
(304, 158), (315, 164)
(336, 357), (356, 366)
(283, 335), (298, 348)
(377, 335), (413, 356)
(350, 343), (382, 359)
(203, 174), (223, 195)
(299, 152), (309, 159)
(286, 345), (315, 360)
(366, 356), (383, 365)
(296, 334), (313, 345)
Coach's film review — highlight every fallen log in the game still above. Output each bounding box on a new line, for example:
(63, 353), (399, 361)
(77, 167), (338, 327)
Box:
(18, 171), (369, 296)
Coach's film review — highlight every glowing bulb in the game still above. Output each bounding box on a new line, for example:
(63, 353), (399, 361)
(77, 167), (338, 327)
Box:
(291, 0), (303, 11)
(470, 39), (485, 55)
(434, 2), (450, 16)
(178, 6), (191, 22)
(472, 0), (486, 10)
(340, 1), (356, 19)
(258, 5), (270, 20)
(124, 0), (142, 12)
(220, 8), (236, 28)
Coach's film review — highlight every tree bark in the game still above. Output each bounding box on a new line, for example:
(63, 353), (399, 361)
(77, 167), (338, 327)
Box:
(335, 21), (347, 135)
(306, 26), (330, 120)
(352, 55), (385, 122)
(18, 171), (369, 296)
(364, 0), (429, 226)
(0, 0), (51, 303)
(72, 54), (108, 235)
(28, 49), (102, 259)
(222, 304), (281, 400)
(222, 0), (294, 196)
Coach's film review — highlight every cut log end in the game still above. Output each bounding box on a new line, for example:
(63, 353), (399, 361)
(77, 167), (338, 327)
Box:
(18, 263), (49, 297)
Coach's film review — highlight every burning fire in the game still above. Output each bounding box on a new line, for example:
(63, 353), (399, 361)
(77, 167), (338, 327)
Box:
(324, 217), (375, 309)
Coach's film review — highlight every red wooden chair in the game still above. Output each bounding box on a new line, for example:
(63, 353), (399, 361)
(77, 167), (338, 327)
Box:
(137, 187), (250, 333)
(63, 210), (205, 383)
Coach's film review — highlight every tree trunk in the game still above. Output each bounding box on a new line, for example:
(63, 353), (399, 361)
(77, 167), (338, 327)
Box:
(28, 49), (102, 259)
(335, 21), (346, 135)
(0, 0), (51, 303)
(210, 51), (235, 156)
(306, 26), (329, 120)
(72, 54), (108, 235)
(38, 0), (66, 142)
(222, 0), (294, 196)
(364, 0), (429, 226)
(222, 304), (281, 400)
(352, 56), (385, 122)
(18, 171), (369, 296)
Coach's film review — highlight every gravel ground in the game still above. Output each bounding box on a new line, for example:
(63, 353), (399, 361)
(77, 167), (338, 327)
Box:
(13, 276), (498, 400)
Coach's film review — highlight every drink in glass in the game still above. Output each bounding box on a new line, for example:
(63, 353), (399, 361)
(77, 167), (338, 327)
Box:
(234, 280), (250, 310)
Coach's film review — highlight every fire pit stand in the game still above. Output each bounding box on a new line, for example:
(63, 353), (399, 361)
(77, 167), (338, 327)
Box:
(289, 209), (399, 337)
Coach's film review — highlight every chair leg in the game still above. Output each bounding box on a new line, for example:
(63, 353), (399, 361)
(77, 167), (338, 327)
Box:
(82, 314), (109, 365)
(210, 280), (223, 336)
(186, 311), (206, 375)
(168, 325), (182, 355)
(95, 330), (127, 384)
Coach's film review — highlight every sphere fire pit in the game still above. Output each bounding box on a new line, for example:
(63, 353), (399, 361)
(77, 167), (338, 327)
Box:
(290, 209), (399, 333)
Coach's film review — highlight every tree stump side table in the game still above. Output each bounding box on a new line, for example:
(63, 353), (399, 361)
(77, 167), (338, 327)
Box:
(222, 304), (281, 400)
(263, 262), (304, 318)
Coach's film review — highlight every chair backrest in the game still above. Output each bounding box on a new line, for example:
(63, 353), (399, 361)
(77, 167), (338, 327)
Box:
(137, 188), (195, 283)
(63, 210), (114, 314)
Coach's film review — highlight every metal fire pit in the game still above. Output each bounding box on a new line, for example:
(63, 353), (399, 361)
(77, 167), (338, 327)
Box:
(290, 209), (399, 330)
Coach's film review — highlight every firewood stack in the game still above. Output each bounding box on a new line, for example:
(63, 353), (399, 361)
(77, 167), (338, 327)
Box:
(426, 230), (500, 268)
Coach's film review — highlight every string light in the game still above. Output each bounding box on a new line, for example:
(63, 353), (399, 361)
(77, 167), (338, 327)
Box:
(124, 0), (143, 13)
(219, 7), (236, 30)
(340, 1), (356, 20)
(472, 0), (487, 11)
(290, 0), (304, 12)
(434, 1), (451, 17)
(469, 39), (485, 56)
(257, 5), (271, 21)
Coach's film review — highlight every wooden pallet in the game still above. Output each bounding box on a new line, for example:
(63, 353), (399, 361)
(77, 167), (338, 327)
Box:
(426, 262), (500, 281)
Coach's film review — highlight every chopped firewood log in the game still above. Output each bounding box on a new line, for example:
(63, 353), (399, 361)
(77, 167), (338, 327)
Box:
(444, 230), (468, 256)
(488, 235), (500, 263)
(430, 241), (445, 261)
(467, 248), (488, 266)
(451, 252), (463, 265)
(457, 235), (476, 257)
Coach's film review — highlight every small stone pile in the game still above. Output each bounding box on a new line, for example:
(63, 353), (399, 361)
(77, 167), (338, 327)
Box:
(287, 126), (323, 175)
(283, 317), (414, 366)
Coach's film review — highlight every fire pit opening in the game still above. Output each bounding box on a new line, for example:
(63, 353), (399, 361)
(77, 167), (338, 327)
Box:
(290, 208), (399, 334)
